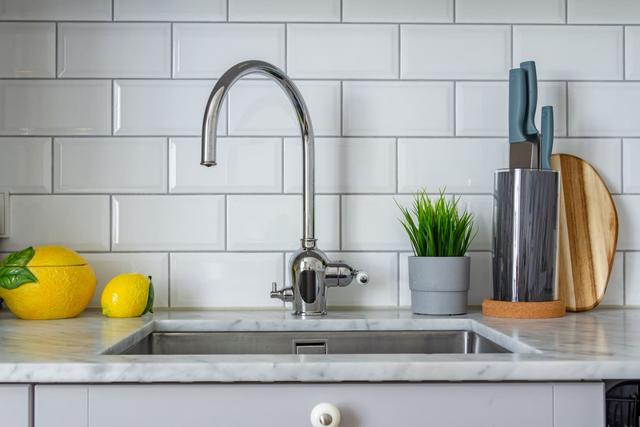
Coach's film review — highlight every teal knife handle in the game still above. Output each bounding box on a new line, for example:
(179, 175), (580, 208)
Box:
(541, 106), (554, 170)
(509, 68), (527, 143)
(520, 61), (539, 135)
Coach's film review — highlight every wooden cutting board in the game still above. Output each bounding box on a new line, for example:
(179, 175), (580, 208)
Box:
(551, 153), (618, 312)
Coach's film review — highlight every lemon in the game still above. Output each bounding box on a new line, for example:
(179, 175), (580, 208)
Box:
(0, 246), (97, 320)
(101, 273), (154, 318)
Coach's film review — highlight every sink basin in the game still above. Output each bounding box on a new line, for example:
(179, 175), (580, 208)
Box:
(118, 330), (511, 355)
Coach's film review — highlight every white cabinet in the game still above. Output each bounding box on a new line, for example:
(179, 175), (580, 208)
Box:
(0, 384), (31, 427)
(34, 382), (605, 427)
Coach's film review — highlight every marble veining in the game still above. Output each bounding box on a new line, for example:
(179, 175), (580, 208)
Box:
(1, 308), (640, 383)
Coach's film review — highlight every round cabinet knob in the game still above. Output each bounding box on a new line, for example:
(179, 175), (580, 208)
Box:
(355, 271), (369, 285)
(310, 403), (341, 427)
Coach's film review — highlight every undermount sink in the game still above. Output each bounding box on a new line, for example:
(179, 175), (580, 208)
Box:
(117, 330), (511, 355)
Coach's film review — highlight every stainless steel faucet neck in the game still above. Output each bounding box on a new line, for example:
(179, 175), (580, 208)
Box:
(201, 60), (315, 247)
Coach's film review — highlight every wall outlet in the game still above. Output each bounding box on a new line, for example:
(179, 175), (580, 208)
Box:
(0, 190), (8, 238)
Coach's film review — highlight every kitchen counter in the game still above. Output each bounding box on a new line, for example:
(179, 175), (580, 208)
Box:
(0, 307), (639, 383)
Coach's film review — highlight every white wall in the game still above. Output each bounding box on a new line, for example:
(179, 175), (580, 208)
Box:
(0, 0), (635, 308)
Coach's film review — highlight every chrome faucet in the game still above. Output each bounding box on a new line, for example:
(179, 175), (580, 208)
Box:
(201, 60), (368, 316)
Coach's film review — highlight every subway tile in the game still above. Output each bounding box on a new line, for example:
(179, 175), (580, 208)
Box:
(0, 23), (54, 78)
(171, 252), (283, 308)
(229, 0), (340, 22)
(569, 83), (640, 137)
(456, 81), (566, 136)
(169, 137), (282, 193)
(341, 195), (413, 250)
(456, 0), (565, 23)
(623, 139), (640, 193)
(343, 81), (454, 136)
(227, 195), (339, 250)
(287, 24), (398, 79)
(0, 195), (109, 251)
(83, 253), (169, 308)
(601, 252), (623, 306)
(54, 138), (167, 193)
(401, 25), (510, 79)
(613, 195), (640, 250)
(343, 0), (452, 23)
(0, 80), (111, 136)
(398, 138), (508, 194)
(625, 253), (640, 305)
(58, 23), (171, 78)
(513, 26), (623, 80)
(554, 138), (621, 193)
(0, 0), (111, 20)
(228, 80), (340, 136)
(284, 137), (396, 193)
(625, 27), (640, 80)
(173, 24), (285, 78)
(568, 0), (640, 24)
(114, 0), (226, 21)
(112, 195), (225, 251)
(458, 195), (493, 251)
(113, 80), (226, 136)
(0, 138), (51, 193)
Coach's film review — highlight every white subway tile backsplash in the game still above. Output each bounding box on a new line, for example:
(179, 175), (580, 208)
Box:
(613, 195), (640, 250)
(112, 195), (225, 251)
(0, 0), (111, 21)
(343, 81), (454, 136)
(84, 252), (169, 308)
(113, 80), (226, 136)
(173, 24), (285, 78)
(456, 81), (567, 136)
(171, 252), (283, 308)
(0, 80), (111, 136)
(341, 195), (413, 250)
(456, 0), (565, 23)
(625, 253), (640, 305)
(513, 26), (623, 80)
(227, 195), (339, 250)
(401, 25), (510, 79)
(398, 138), (508, 194)
(284, 138), (396, 193)
(170, 137), (281, 193)
(0, 137), (51, 193)
(458, 195), (493, 251)
(569, 83), (640, 137)
(58, 23), (171, 78)
(554, 138), (621, 193)
(54, 138), (167, 193)
(229, 0), (340, 22)
(602, 252), (623, 306)
(568, 0), (640, 24)
(0, 23), (54, 78)
(0, 195), (109, 251)
(287, 24), (398, 79)
(343, 0), (452, 23)
(228, 80), (340, 136)
(114, 0), (226, 21)
(624, 139), (640, 193)
(625, 27), (640, 80)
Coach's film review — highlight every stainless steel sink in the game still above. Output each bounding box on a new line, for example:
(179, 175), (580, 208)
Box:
(119, 330), (511, 355)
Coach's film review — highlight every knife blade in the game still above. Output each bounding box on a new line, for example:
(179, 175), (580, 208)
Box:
(508, 68), (537, 169)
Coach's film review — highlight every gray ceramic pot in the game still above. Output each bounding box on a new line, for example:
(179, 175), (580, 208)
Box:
(408, 256), (470, 315)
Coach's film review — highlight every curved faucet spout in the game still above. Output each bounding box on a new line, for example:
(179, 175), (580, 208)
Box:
(201, 60), (316, 249)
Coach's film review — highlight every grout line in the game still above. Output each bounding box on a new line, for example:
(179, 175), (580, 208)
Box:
(396, 252), (400, 306)
(167, 252), (172, 307)
(109, 195), (113, 251)
(284, 23), (288, 73)
(623, 252), (627, 305)
(565, 0), (568, 24)
(226, 0), (230, 21)
(621, 137), (625, 193)
(452, 0), (456, 23)
(452, 81), (457, 136)
(395, 138), (399, 193)
(170, 23), (174, 79)
(565, 81), (569, 136)
(224, 194), (228, 251)
(111, 0), (115, 21)
(50, 137), (54, 194)
(338, 195), (343, 251)
(340, 0), (343, 22)
(623, 25), (626, 80)
(397, 24), (401, 79)
(54, 22), (59, 78)
(340, 80), (344, 136)
(281, 137), (285, 193)
(509, 25), (514, 68)
(110, 79), (115, 136)
(166, 137), (171, 193)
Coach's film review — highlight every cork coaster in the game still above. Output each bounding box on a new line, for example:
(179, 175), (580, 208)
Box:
(482, 299), (566, 319)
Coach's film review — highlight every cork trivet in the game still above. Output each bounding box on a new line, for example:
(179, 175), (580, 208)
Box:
(482, 299), (566, 319)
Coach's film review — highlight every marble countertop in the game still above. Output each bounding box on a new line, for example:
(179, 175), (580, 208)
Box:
(1, 307), (640, 383)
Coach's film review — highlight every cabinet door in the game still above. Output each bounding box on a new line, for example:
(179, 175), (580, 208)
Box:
(0, 385), (31, 427)
(554, 383), (605, 427)
(37, 383), (555, 427)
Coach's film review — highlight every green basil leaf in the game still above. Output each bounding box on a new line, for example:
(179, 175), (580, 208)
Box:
(0, 247), (35, 267)
(142, 278), (154, 315)
(0, 266), (38, 290)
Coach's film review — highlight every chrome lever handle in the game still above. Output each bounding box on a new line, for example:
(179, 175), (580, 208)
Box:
(270, 282), (294, 302)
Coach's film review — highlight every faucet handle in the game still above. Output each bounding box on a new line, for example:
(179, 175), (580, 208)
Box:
(270, 282), (294, 302)
(325, 263), (368, 287)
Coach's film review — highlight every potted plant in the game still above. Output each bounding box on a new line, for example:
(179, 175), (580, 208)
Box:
(397, 190), (476, 315)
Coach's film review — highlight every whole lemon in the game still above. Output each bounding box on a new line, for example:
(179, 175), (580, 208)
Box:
(101, 273), (154, 318)
(0, 246), (96, 320)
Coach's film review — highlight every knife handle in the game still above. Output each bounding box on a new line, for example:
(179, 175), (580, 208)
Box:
(520, 61), (539, 136)
(509, 68), (527, 144)
(541, 106), (554, 170)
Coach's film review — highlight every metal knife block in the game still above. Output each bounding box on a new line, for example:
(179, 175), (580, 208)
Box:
(492, 168), (560, 302)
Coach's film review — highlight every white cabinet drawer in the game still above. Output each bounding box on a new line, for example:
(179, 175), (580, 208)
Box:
(0, 384), (31, 427)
